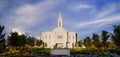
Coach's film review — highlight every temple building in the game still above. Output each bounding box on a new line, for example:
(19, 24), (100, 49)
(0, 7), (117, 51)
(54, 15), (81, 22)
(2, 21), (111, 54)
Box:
(41, 12), (77, 48)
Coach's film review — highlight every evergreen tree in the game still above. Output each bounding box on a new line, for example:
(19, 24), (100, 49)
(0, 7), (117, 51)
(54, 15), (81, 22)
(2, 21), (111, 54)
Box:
(101, 30), (109, 51)
(78, 40), (83, 48)
(0, 25), (5, 53)
(92, 33), (101, 49)
(112, 25), (120, 49)
(84, 36), (91, 49)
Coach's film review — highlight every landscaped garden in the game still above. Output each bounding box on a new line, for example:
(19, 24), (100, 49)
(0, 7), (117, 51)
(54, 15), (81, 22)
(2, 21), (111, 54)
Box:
(0, 24), (120, 57)
(0, 48), (119, 57)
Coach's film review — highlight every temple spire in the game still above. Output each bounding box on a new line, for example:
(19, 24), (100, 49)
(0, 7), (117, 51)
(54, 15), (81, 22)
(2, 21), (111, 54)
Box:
(59, 11), (62, 19)
(58, 11), (62, 28)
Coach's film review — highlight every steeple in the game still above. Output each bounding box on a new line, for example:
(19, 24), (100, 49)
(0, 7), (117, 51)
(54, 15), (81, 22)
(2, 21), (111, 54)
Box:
(58, 11), (63, 28)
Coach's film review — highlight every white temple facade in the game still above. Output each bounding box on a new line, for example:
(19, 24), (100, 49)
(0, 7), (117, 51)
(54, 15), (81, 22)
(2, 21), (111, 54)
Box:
(41, 12), (77, 48)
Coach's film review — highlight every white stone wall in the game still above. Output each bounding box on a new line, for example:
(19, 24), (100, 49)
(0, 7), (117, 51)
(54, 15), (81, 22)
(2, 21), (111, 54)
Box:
(68, 32), (77, 48)
(41, 29), (77, 48)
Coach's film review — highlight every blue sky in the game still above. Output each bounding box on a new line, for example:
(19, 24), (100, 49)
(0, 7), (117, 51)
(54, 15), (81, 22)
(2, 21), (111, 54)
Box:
(0, 0), (120, 40)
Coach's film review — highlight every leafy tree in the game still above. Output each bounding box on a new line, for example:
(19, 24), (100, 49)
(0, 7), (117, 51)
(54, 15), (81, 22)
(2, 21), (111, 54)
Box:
(92, 33), (101, 49)
(0, 25), (5, 53)
(78, 40), (83, 48)
(101, 30), (109, 50)
(8, 32), (27, 47)
(18, 35), (27, 46)
(112, 25), (120, 49)
(8, 32), (19, 46)
(27, 36), (35, 46)
(36, 39), (44, 46)
(84, 36), (91, 49)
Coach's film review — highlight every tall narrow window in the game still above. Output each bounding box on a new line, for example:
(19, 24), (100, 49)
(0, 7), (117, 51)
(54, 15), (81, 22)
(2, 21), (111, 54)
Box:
(73, 36), (74, 39)
(45, 35), (47, 39)
(49, 36), (51, 39)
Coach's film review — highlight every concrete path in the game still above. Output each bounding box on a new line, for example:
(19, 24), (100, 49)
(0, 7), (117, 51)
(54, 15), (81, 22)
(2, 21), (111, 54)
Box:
(110, 53), (120, 57)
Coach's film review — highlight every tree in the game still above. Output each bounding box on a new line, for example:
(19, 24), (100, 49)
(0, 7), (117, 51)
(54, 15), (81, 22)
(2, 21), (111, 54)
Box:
(27, 36), (35, 46)
(18, 35), (27, 46)
(78, 40), (83, 48)
(101, 30), (109, 51)
(8, 32), (20, 46)
(92, 33), (101, 49)
(36, 39), (44, 46)
(84, 36), (91, 49)
(8, 32), (27, 47)
(0, 25), (5, 53)
(112, 25), (120, 49)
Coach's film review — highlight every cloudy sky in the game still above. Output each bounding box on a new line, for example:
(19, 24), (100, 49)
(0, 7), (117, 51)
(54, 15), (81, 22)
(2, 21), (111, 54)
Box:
(0, 0), (120, 40)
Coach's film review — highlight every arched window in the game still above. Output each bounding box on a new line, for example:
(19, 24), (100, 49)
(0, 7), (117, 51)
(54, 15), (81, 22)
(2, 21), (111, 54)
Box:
(49, 36), (51, 39)
(45, 35), (47, 39)
(57, 35), (63, 41)
(73, 36), (74, 39)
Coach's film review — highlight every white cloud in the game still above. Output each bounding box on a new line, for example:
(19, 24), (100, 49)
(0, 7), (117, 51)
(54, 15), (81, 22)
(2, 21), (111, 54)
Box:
(2, 0), (63, 36)
(1, 0), (120, 39)
(96, 3), (118, 18)
(68, 3), (94, 11)
(74, 2), (120, 29)
(75, 14), (120, 29)
(12, 28), (25, 35)
(65, 2), (120, 39)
